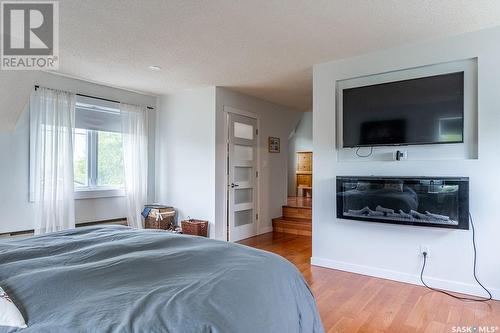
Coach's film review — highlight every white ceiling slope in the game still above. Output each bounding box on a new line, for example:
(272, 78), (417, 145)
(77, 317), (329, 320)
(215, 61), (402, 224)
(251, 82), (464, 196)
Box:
(2, 0), (500, 130)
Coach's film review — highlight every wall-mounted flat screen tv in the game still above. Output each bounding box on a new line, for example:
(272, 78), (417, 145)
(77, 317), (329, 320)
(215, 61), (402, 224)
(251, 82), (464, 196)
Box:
(342, 72), (464, 148)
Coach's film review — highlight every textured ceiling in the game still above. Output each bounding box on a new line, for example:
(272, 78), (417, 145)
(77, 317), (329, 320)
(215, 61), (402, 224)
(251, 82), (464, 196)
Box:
(2, 0), (500, 130)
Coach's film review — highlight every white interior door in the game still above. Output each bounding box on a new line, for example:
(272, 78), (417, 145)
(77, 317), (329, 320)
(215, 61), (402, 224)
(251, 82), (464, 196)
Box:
(228, 113), (258, 242)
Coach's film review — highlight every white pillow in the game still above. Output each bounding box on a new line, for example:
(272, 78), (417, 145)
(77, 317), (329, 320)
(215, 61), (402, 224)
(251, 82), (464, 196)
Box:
(0, 286), (27, 329)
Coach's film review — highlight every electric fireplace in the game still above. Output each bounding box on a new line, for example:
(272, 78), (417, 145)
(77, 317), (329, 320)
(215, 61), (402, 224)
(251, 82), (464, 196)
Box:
(336, 176), (469, 229)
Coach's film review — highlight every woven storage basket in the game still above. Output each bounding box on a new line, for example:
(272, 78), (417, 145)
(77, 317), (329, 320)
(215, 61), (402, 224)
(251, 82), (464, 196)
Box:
(144, 206), (176, 230)
(181, 219), (208, 237)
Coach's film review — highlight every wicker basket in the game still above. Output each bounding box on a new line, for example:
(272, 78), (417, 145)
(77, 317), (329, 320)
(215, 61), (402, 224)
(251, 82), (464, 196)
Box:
(181, 219), (208, 237)
(144, 206), (176, 230)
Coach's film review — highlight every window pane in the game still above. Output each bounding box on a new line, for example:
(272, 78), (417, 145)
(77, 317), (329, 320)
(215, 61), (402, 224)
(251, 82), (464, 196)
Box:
(74, 128), (88, 187)
(234, 209), (253, 227)
(97, 131), (124, 187)
(234, 122), (253, 140)
(234, 145), (253, 161)
(235, 188), (252, 205)
(235, 167), (252, 183)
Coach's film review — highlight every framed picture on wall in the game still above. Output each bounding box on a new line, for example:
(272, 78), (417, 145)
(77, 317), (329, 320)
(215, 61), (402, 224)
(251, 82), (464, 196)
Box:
(268, 137), (280, 153)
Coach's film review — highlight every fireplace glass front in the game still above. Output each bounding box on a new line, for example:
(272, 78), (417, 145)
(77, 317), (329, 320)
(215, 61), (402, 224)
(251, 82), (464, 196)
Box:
(336, 177), (469, 229)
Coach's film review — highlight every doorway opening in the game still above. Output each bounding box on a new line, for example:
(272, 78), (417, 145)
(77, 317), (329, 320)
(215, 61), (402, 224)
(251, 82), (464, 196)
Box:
(272, 111), (313, 236)
(295, 151), (312, 198)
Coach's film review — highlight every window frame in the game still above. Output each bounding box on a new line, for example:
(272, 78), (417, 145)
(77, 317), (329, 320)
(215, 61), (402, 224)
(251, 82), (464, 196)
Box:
(74, 98), (125, 200)
(74, 129), (126, 199)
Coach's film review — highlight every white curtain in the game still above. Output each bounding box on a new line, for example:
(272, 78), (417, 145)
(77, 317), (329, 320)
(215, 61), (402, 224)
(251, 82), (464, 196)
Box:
(29, 87), (76, 234)
(120, 103), (148, 228)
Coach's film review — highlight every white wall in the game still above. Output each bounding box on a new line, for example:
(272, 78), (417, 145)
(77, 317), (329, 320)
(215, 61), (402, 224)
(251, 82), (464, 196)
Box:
(0, 72), (157, 234)
(288, 111), (312, 196)
(0, 110), (35, 233)
(215, 87), (303, 240)
(312, 26), (500, 299)
(155, 88), (217, 237)
(155, 87), (301, 240)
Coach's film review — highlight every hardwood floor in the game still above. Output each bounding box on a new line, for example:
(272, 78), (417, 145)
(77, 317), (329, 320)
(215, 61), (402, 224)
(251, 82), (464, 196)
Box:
(238, 232), (500, 333)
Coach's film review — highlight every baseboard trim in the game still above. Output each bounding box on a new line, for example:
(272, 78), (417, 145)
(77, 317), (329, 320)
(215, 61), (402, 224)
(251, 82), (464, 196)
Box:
(257, 226), (273, 235)
(311, 256), (499, 300)
(0, 218), (127, 237)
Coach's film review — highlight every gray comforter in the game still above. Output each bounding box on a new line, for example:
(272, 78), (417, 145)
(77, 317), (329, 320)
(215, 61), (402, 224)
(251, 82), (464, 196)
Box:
(0, 226), (323, 333)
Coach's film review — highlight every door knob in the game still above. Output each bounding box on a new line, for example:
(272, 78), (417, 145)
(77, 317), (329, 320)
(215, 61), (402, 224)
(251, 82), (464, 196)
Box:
(231, 183), (239, 188)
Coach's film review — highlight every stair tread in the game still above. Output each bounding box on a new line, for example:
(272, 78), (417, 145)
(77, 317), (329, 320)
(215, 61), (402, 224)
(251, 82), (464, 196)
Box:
(273, 223), (310, 229)
(283, 205), (312, 210)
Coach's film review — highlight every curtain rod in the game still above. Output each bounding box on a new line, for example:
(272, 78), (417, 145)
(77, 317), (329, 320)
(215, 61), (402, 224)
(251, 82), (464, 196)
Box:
(34, 85), (154, 110)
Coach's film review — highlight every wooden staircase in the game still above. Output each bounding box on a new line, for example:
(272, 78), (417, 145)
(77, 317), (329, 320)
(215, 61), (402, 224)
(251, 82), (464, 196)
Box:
(272, 198), (312, 236)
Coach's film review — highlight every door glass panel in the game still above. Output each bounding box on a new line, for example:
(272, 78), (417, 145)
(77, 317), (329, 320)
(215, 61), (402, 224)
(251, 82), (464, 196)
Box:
(234, 209), (253, 227)
(234, 122), (253, 140)
(235, 167), (252, 182)
(234, 145), (253, 161)
(235, 188), (253, 205)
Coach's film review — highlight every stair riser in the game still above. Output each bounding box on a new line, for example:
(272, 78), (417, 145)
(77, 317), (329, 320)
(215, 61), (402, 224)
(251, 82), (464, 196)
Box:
(282, 207), (312, 219)
(273, 227), (311, 236)
(272, 220), (311, 236)
(272, 222), (311, 231)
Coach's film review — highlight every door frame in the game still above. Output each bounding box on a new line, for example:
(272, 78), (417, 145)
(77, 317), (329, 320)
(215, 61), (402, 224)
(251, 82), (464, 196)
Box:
(223, 106), (261, 242)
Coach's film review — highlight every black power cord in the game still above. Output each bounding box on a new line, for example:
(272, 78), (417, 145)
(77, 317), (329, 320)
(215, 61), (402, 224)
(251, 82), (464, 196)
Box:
(420, 212), (492, 302)
(355, 147), (373, 158)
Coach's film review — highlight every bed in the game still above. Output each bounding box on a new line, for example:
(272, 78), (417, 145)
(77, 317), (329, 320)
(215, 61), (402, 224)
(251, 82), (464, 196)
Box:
(0, 226), (323, 332)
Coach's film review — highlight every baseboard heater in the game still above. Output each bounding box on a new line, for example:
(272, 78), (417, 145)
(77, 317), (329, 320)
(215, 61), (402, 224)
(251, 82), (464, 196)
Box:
(336, 176), (469, 230)
(0, 218), (127, 238)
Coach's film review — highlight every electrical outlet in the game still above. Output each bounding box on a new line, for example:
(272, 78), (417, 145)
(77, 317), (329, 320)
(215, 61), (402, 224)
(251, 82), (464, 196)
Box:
(420, 244), (430, 256)
(395, 150), (408, 161)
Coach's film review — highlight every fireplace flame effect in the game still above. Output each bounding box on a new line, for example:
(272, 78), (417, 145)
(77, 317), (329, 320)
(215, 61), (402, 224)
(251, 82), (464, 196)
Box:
(345, 205), (458, 225)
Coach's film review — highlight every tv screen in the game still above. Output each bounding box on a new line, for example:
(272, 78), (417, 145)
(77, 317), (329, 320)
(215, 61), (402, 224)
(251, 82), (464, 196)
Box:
(342, 72), (464, 148)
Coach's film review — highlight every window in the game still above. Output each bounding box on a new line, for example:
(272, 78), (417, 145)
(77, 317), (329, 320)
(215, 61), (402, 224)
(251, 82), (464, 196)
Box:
(74, 128), (88, 187)
(97, 131), (124, 187)
(74, 96), (124, 198)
